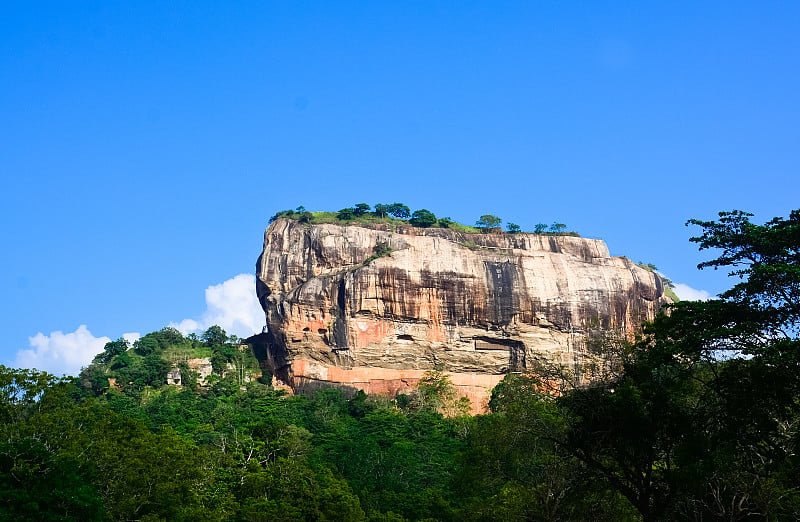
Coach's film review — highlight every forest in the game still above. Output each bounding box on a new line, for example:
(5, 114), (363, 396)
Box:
(1, 209), (798, 521)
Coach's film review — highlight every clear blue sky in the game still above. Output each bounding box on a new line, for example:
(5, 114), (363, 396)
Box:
(2, 1), (798, 374)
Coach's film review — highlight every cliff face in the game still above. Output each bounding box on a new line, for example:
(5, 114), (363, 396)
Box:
(255, 218), (669, 412)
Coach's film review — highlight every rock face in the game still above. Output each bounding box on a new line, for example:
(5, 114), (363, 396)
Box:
(255, 218), (669, 412)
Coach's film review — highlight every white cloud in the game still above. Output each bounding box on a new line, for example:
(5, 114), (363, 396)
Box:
(13, 274), (263, 376)
(672, 283), (713, 302)
(15, 325), (110, 377)
(170, 273), (265, 339)
(170, 319), (200, 334)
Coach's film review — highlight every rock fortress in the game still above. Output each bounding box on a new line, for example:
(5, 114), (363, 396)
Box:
(248, 218), (670, 413)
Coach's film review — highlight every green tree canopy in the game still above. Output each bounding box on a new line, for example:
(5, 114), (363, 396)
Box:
(94, 338), (130, 364)
(546, 208), (800, 520)
(409, 209), (437, 228)
(336, 207), (355, 220)
(201, 325), (228, 347)
(688, 209), (800, 338)
(353, 203), (371, 216)
(386, 203), (410, 219)
(373, 203), (389, 218)
(475, 214), (502, 231)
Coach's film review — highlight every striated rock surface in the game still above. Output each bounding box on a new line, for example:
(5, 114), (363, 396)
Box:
(254, 218), (669, 412)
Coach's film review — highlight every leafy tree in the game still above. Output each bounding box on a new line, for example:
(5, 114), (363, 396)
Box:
(364, 242), (393, 265)
(550, 222), (567, 233)
(534, 223), (548, 234)
(94, 338), (129, 364)
(475, 214), (502, 232)
(269, 206), (311, 224)
(269, 209), (295, 223)
(202, 325), (229, 347)
(688, 209), (800, 338)
(134, 327), (184, 356)
(79, 364), (111, 395)
(0, 435), (105, 521)
(458, 373), (633, 521)
(337, 207), (355, 220)
(373, 204), (389, 218)
(409, 209), (437, 228)
(0, 366), (63, 423)
(353, 203), (372, 216)
(133, 335), (160, 356)
(408, 369), (470, 416)
(386, 203), (410, 219)
(435, 217), (452, 228)
(545, 208), (800, 520)
(506, 222), (521, 234)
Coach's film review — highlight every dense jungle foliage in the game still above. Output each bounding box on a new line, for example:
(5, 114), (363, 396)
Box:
(2, 208), (799, 521)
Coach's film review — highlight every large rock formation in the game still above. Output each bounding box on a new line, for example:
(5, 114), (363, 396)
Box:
(254, 218), (669, 412)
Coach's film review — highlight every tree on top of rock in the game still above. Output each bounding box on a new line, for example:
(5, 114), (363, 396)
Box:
(353, 203), (371, 216)
(409, 209), (437, 228)
(387, 203), (411, 219)
(476, 214), (502, 232)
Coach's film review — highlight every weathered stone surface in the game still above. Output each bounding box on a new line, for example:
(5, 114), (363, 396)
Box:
(254, 219), (669, 412)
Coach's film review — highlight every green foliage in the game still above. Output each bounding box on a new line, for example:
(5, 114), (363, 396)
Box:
(134, 326), (185, 356)
(445, 222), (481, 233)
(94, 337), (130, 364)
(337, 207), (356, 220)
(408, 369), (470, 416)
(122, 353), (172, 390)
(506, 222), (521, 233)
(688, 209), (800, 336)
(269, 206), (312, 223)
(364, 241), (393, 265)
(354, 203), (372, 216)
(409, 208), (437, 228)
(271, 203), (490, 232)
(437, 216), (453, 228)
(202, 325), (228, 346)
(373, 203), (389, 218)
(475, 214), (502, 232)
(0, 435), (105, 521)
(534, 223), (548, 234)
(386, 203), (410, 219)
(533, 208), (800, 520)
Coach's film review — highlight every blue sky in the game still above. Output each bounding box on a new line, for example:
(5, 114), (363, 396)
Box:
(2, 1), (798, 375)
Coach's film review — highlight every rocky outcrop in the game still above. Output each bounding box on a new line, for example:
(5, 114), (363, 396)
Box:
(254, 218), (669, 412)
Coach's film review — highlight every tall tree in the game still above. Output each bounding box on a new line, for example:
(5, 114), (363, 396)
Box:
(552, 208), (800, 520)
(475, 214), (502, 232)
(373, 204), (389, 218)
(202, 325), (229, 347)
